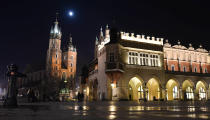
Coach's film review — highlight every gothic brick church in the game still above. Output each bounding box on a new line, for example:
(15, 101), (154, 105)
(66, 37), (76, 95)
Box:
(19, 19), (77, 101)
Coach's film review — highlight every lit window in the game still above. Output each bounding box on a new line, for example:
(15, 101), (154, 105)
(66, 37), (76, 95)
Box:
(128, 52), (138, 64)
(186, 87), (194, 100)
(173, 86), (178, 99)
(128, 52), (160, 67)
(171, 65), (175, 72)
(138, 86), (144, 99)
(199, 87), (206, 100)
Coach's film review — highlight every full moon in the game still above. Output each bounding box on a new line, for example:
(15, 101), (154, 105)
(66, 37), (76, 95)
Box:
(69, 11), (74, 17)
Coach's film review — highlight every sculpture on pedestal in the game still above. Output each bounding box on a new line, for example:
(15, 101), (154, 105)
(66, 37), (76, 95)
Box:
(4, 64), (25, 107)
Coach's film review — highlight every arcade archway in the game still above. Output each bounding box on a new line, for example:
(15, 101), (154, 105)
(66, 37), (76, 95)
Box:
(195, 81), (207, 100)
(128, 77), (144, 100)
(146, 78), (160, 101)
(166, 79), (179, 100)
(182, 80), (194, 100)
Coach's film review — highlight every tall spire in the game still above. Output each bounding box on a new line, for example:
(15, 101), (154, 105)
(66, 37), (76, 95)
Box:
(69, 34), (73, 44)
(95, 36), (98, 45)
(68, 34), (74, 51)
(54, 13), (60, 34)
(50, 12), (62, 39)
(55, 12), (59, 24)
(106, 24), (109, 29)
(105, 24), (110, 38)
(100, 26), (103, 37)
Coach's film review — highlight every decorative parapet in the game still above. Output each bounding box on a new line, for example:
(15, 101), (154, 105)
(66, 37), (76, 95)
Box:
(164, 40), (171, 48)
(196, 45), (208, 53)
(120, 32), (163, 45)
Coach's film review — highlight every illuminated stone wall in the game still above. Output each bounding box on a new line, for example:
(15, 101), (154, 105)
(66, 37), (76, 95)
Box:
(87, 26), (210, 101)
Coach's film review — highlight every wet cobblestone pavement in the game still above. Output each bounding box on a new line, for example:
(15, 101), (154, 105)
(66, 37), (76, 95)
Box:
(1, 101), (210, 120)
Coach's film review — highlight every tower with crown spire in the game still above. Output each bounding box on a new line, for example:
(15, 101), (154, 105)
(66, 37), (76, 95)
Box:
(46, 18), (62, 74)
(45, 15), (77, 101)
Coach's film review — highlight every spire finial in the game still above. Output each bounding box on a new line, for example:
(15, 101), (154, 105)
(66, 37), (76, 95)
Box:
(199, 44), (202, 48)
(177, 40), (180, 45)
(55, 12), (59, 24)
(100, 26), (103, 37)
(69, 34), (72, 43)
(95, 36), (98, 45)
(106, 24), (109, 29)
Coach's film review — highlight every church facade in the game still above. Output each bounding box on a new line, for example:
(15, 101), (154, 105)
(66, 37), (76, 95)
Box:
(19, 19), (77, 101)
(86, 25), (210, 101)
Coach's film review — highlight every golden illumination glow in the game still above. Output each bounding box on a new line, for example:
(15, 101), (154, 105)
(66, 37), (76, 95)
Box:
(128, 77), (143, 100)
(146, 78), (160, 101)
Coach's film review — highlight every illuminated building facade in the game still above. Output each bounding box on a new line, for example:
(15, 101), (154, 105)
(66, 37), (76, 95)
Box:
(20, 19), (77, 101)
(46, 19), (77, 100)
(86, 25), (210, 101)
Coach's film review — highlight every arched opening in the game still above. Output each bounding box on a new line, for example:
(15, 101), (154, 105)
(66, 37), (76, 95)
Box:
(128, 77), (144, 100)
(182, 80), (194, 100)
(196, 81), (207, 100)
(166, 79), (179, 100)
(146, 78), (160, 101)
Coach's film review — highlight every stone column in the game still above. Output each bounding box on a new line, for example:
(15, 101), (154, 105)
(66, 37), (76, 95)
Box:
(207, 89), (210, 100)
(161, 87), (166, 101)
(179, 87), (182, 100)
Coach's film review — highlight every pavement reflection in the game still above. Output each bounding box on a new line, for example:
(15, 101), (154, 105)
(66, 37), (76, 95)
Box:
(1, 101), (210, 120)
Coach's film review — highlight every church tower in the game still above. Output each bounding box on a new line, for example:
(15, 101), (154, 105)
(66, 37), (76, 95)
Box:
(62, 34), (77, 89)
(46, 18), (62, 77)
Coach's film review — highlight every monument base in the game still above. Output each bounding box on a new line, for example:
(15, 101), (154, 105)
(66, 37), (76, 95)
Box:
(3, 97), (17, 107)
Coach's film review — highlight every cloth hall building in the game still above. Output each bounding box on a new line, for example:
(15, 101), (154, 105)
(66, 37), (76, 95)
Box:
(86, 25), (210, 101)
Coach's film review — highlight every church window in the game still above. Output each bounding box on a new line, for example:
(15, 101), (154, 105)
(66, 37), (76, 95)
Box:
(52, 40), (55, 48)
(171, 65), (175, 72)
(70, 55), (73, 60)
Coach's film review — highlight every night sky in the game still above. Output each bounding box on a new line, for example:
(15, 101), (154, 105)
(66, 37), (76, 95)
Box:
(0, 0), (210, 86)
